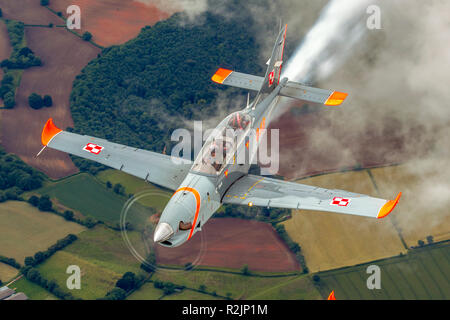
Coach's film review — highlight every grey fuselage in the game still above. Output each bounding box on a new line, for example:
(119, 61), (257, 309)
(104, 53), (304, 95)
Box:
(157, 78), (288, 247)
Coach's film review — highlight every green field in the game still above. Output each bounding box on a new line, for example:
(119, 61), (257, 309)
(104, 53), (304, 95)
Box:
(162, 289), (225, 300)
(152, 270), (315, 300)
(315, 241), (450, 300)
(127, 282), (165, 300)
(35, 173), (156, 229)
(96, 169), (171, 211)
(37, 226), (147, 300)
(0, 201), (86, 263)
(10, 277), (58, 300)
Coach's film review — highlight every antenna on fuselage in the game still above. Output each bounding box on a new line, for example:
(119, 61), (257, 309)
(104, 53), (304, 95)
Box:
(246, 92), (250, 108)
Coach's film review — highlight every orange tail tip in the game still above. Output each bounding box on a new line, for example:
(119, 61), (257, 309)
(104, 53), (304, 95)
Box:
(212, 68), (233, 84)
(327, 291), (336, 300)
(41, 118), (62, 146)
(377, 192), (402, 219)
(324, 91), (348, 106)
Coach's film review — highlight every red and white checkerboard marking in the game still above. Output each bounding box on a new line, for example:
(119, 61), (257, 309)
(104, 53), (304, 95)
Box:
(331, 197), (350, 207)
(83, 143), (104, 155)
(268, 70), (275, 86)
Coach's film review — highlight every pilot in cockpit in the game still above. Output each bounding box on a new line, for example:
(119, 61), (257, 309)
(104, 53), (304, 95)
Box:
(228, 112), (250, 131)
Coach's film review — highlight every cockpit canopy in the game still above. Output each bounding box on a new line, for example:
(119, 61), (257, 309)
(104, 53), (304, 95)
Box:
(191, 111), (252, 175)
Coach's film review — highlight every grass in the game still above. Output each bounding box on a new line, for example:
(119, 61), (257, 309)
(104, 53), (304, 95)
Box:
(35, 173), (155, 229)
(153, 269), (304, 300)
(96, 169), (171, 211)
(10, 277), (58, 300)
(37, 250), (121, 300)
(162, 289), (225, 300)
(0, 262), (18, 283)
(127, 282), (165, 300)
(36, 226), (147, 300)
(315, 241), (450, 299)
(247, 275), (322, 300)
(63, 225), (146, 275)
(0, 201), (86, 263)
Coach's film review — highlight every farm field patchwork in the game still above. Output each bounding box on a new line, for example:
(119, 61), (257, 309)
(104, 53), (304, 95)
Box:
(37, 226), (147, 300)
(10, 277), (58, 300)
(153, 269), (302, 300)
(96, 169), (172, 212)
(35, 173), (155, 229)
(48, 0), (174, 47)
(371, 163), (450, 246)
(283, 170), (406, 272)
(0, 201), (86, 263)
(315, 241), (450, 300)
(156, 218), (300, 272)
(0, 0), (101, 179)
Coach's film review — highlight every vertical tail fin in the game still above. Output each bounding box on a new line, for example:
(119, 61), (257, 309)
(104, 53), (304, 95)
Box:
(258, 24), (287, 95)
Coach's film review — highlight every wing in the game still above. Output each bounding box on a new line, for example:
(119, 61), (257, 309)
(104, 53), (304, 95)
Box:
(41, 118), (192, 191)
(223, 174), (401, 219)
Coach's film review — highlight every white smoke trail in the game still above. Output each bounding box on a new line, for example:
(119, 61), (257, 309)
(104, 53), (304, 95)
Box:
(282, 0), (373, 83)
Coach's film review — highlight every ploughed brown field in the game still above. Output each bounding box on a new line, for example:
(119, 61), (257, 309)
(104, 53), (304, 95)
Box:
(0, 2), (100, 178)
(271, 107), (428, 180)
(155, 218), (300, 272)
(49, 0), (174, 47)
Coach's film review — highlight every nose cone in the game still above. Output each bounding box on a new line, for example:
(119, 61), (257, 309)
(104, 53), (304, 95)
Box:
(153, 222), (174, 243)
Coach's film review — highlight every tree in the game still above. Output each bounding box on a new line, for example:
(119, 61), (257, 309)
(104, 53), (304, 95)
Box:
(418, 240), (425, 247)
(28, 93), (43, 109)
(3, 91), (15, 109)
(241, 264), (250, 275)
(24, 256), (35, 266)
(82, 31), (92, 41)
(43, 95), (53, 107)
(34, 251), (46, 264)
(63, 210), (74, 221)
(38, 195), (52, 211)
(40, 0), (49, 6)
(104, 287), (126, 300)
(0, 8), (2, 18)
(426, 235), (434, 244)
(28, 196), (40, 207)
(113, 183), (125, 195)
(163, 282), (176, 295)
(312, 275), (321, 283)
(184, 262), (193, 270)
(0, 279), (2, 286)
(106, 181), (112, 188)
(198, 284), (206, 292)
(115, 272), (136, 291)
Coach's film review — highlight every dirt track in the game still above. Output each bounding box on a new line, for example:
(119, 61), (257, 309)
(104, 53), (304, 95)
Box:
(49, 0), (173, 47)
(156, 218), (300, 272)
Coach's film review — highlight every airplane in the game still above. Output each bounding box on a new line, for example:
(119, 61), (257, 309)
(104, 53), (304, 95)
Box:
(40, 25), (401, 247)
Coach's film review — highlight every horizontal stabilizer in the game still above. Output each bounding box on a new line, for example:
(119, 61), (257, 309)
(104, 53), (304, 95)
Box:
(212, 68), (264, 92)
(279, 81), (348, 106)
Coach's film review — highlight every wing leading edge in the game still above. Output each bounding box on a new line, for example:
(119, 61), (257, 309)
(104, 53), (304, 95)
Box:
(223, 174), (401, 219)
(41, 118), (192, 191)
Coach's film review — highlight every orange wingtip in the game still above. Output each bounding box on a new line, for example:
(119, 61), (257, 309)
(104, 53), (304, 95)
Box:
(211, 68), (233, 84)
(327, 291), (336, 300)
(324, 91), (348, 106)
(41, 118), (62, 146)
(377, 192), (402, 219)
